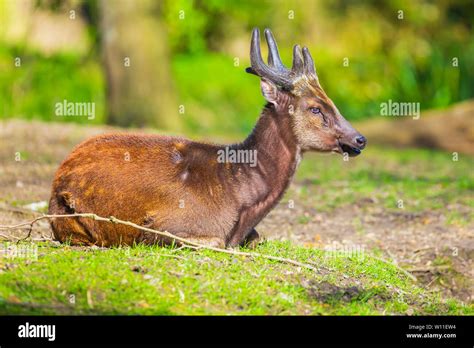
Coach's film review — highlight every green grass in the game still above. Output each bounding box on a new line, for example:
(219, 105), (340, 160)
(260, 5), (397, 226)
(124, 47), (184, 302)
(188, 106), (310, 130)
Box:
(0, 241), (471, 315)
(292, 146), (474, 216)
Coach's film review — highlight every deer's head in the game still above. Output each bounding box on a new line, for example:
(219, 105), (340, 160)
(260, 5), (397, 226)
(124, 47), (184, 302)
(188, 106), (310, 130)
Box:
(247, 28), (366, 156)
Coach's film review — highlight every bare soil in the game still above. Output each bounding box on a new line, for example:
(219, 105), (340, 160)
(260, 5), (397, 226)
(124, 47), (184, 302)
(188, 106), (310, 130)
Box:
(359, 100), (474, 155)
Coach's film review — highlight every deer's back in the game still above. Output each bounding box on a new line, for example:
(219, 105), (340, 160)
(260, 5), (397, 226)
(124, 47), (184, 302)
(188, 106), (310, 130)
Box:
(48, 133), (238, 245)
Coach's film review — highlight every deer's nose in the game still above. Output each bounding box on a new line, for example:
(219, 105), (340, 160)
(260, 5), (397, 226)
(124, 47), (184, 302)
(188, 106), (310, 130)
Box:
(355, 135), (367, 149)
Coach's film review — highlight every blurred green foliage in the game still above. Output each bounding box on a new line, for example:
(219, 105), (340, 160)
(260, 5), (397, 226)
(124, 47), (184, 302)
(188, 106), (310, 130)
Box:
(163, 0), (274, 55)
(1, 0), (473, 135)
(0, 46), (105, 125)
(172, 53), (262, 136)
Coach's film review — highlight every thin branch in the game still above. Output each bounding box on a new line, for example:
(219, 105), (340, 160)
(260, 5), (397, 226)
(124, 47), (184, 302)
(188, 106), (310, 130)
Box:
(424, 276), (439, 289)
(157, 253), (188, 261)
(170, 245), (197, 253)
(407, 265), (451, 273)
(18, 224), (34, 243)
(0, 204), (40, 215)
(0, 232), (20, 241)
(0, 213), (318, 273)
(366, 254), (417, 281)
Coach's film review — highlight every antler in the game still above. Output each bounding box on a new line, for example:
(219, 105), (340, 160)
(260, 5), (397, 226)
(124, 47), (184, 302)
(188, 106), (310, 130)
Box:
(246, 28), (317, 90)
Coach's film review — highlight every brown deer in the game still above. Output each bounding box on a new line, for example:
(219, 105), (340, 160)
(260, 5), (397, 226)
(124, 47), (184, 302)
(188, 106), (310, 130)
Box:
(48, 28), (366, 248)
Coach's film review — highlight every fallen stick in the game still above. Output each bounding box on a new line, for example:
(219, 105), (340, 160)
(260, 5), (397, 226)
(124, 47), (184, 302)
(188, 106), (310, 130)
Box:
(0, 213), (418, 282)
(0, 213), (319, 273)
(366, 255), (417, 281)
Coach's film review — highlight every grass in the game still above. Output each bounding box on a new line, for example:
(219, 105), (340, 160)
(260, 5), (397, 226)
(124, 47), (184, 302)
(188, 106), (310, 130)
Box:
(292, 146), (474, 217)
(0, 240), (471, 315)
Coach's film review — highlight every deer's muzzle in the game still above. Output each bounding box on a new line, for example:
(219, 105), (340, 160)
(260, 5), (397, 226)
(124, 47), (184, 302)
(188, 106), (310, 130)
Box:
(338, 134), (367, 157)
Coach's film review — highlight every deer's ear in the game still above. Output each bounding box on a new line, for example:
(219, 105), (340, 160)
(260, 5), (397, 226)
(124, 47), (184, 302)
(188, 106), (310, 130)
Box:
(260, 79), (279, 104)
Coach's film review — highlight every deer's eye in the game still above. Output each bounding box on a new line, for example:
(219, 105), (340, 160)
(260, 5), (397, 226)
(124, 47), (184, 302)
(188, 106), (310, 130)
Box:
(309, 107), (321, 114)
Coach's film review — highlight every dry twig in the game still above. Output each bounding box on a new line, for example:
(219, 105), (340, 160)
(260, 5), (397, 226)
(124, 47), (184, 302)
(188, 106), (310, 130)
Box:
(0, 213), (418, 282)
(366, 254), (417, 281)
(0, 213), (319, 273)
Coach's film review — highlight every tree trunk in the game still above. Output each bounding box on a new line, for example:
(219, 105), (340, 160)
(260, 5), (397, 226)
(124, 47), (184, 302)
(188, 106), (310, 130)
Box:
(99, 0), (180, 129)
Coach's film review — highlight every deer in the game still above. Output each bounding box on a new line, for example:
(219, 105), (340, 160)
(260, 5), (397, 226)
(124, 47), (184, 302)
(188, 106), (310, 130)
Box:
(48, 28), (366, 249)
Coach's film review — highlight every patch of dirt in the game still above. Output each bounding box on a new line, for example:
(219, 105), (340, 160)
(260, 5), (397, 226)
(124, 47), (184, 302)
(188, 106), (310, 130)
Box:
(357, 100), (474, 155)
(259, 193), (474, 303)
(131, 265), (148, 273)
(304, 280), (362, 303)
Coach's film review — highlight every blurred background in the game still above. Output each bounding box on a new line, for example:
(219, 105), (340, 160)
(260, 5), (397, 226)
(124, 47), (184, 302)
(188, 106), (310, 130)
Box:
(0, 0), (473, 303)
(1, 0), (473, 143)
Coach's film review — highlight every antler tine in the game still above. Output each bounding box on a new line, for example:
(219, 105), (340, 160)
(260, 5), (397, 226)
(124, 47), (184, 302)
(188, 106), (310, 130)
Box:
(249, 27), (264, 71)
(291, 45), (304, 75)
(248, 29), (271, 77)
(302, 47), (316, 77)
(264, 28), (287, 72)
(248, 28), (292, 89)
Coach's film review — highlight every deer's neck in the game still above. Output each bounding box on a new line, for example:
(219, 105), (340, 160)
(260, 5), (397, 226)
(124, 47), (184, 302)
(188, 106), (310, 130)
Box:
(232, 102), (301, 217)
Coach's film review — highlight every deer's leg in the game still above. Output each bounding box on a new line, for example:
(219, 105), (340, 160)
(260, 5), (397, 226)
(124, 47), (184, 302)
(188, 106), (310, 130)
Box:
(51, 217), (96, 246)
(137, 217), (225, 248)
(137, 230), (226, 248)
(227, 209), (262, 248)
(240, 228), (261, 249)
(181, 237), (225, 248)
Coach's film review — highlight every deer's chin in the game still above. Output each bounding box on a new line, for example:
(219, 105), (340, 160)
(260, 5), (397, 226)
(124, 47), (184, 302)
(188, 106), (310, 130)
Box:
(338, 141), (362, 157)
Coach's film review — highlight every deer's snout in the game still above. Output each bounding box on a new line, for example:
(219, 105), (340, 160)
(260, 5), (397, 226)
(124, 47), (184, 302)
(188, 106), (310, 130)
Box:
(338, 131), (367, 157)
(355, 135), (367, 149)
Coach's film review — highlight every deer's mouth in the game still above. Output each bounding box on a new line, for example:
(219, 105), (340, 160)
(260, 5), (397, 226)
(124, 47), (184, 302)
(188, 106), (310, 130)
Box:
(339, 142), (362, 157)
